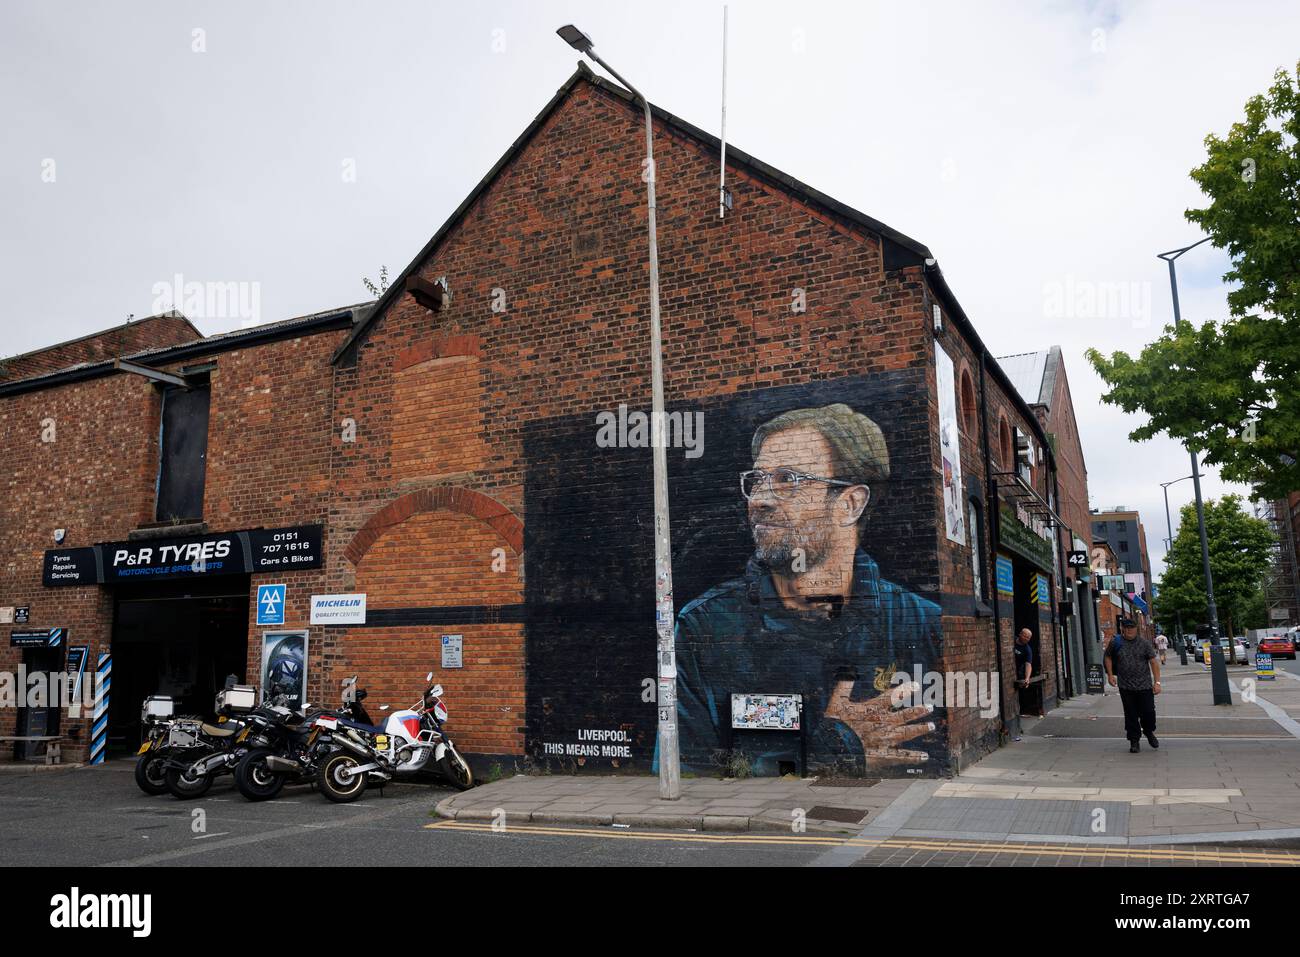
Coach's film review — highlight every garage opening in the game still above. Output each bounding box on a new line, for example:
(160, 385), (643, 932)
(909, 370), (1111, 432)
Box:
(107, 576), (249, 753)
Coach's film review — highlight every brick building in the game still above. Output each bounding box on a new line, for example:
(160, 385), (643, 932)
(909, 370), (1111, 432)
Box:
(1091, 508), (1153, 590)
(2, 64), (1068, 775)
(998, 347), (1095, 694)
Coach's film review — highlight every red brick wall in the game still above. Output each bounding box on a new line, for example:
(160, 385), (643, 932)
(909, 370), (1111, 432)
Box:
(0, 329), (345, 759)
(0, 314), (201, 383)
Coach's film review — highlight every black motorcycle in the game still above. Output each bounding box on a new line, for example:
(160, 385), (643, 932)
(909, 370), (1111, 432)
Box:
(161, 713), (254, 800)
(233, 677), (373, 802)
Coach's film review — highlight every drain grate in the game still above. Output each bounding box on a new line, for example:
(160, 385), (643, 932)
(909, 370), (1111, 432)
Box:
(806, 805), (868, 824)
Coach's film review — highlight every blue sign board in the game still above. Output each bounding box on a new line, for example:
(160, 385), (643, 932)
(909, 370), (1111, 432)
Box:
(257, 584), (286, 626)
(1036, 574), (1050, 606)
(996, 554), (1014, 598)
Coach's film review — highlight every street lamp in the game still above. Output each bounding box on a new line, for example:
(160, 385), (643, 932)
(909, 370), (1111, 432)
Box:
(557, 25), (681, 799)
(1159, 239), (1216, 647)
(1159, 474), (1194, 661)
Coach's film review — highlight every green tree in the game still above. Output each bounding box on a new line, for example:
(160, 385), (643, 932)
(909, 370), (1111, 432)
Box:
(1086, 63), (1300, 501)
(1154, 495), (1275, 660)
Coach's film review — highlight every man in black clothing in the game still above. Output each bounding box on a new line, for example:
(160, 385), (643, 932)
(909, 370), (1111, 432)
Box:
(1014, 629), (1033, 687)
(1104, 617), (1162, 753)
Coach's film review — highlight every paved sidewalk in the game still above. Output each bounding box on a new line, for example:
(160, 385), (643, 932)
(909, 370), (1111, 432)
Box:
(437, 663), (1300, 842)
(435, 773), (917, 834)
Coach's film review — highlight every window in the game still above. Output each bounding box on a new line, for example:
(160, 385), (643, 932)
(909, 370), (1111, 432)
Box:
(1119, 541), (1129, 553)
(155, 381), (210, 522)
(968, 498), (986, 601)
(1096, 521), (1108, 533)
(999, 417), (1012, 468)
(960, 369), (977, 435)
(1117, 520), (1128, 531)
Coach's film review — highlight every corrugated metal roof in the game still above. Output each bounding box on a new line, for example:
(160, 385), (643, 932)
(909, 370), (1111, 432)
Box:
(995, 350), (1050, 405)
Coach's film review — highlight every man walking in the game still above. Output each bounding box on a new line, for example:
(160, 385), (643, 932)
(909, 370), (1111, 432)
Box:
(1105, 617), (1161, 753)
(1155, 632), (1168, 665)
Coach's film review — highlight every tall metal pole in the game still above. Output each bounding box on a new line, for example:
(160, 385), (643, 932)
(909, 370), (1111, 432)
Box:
(1161, 241), (1222, 647)
(1160, 476), (1192, 662)
(579, 41), (681, 799)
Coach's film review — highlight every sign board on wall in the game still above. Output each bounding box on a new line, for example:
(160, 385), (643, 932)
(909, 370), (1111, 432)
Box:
(256, 584), (286, 626)
(260, 630), (308, 710)
(42, 525), (324, 587)
(441, 634), (463, 669)
(15, 606), (31, 623)
(10, 627), (66, 648)
(998, 504), (1054, 571)
(66, 645), (89, 703)
(310, 594), (366, 625)
(0, 608), (12, 624)
(996, 554), (1014, 598)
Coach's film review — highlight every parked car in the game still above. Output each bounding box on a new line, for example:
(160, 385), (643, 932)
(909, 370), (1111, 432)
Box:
(1200, 636), (1248, 662)
(1258, 634), (1298, 660)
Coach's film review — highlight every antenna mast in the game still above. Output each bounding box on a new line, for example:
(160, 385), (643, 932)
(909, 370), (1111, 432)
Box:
(718, 5), (729, 218)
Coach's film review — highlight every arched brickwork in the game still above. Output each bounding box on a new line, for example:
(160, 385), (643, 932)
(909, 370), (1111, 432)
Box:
(343, 487), (523, 566)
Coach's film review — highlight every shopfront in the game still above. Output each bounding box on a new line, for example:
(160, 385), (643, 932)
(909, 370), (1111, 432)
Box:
(41, 525), (323, 752)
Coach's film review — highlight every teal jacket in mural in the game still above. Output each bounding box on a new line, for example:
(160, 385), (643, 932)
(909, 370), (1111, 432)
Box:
(665, 549), (942, 775)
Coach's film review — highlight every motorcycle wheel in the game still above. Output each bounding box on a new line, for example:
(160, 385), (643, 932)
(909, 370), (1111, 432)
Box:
(318, 750), (368, 803)
(235, 748), (286, 802)
(438, 742), (474, 791)
(134, 750), (170, 796)
(165, 762), (214, 800)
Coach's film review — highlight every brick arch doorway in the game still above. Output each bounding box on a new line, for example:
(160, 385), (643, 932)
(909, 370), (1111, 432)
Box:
(340, 488), (525, 761)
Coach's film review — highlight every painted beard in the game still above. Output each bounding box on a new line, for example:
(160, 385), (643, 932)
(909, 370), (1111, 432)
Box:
(750, 512), (834, 572)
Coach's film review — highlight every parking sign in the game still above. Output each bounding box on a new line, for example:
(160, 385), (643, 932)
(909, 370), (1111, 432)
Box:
(257, 584), (286, 625)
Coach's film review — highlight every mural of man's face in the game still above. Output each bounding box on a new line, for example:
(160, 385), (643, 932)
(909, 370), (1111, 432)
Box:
(748, 425), (865, 571)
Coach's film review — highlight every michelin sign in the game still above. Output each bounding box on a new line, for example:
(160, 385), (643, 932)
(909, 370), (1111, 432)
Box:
(309, 593), (366, 625)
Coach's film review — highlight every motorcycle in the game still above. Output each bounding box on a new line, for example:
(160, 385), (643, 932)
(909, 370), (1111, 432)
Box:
(158, 679), (260, 800)
(134, 696), (202, 796)
(233, 676), (372, 801)
(316, 673), (473, 803)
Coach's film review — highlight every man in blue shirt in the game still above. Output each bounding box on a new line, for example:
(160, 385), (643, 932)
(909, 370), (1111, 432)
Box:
(669, 404), (942, 776)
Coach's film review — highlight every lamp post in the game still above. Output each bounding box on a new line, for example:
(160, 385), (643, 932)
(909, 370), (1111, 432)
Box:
(557, 25), (680, 799)
(1158, 239), (1222, 643)
(1159, 239), (1233, 693)
(1159, 474), (1194, 662)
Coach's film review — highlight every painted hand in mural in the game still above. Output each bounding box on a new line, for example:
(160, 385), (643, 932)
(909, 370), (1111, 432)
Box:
(824, 679), (935, 765)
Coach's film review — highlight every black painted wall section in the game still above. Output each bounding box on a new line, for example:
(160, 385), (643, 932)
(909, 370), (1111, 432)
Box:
(522, 370), (947, 776)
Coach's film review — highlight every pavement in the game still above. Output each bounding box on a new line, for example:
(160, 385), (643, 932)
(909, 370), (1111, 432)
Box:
(436, 660), (1300, 850)
(2, 655), (1298, 867)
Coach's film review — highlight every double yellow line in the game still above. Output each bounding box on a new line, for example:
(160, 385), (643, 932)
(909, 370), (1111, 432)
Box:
(425, 820), (1300, 864)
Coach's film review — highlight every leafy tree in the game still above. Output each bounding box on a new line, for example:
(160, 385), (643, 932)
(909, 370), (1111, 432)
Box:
(1086, 63), (1300, 501)
(1154, 495), (1275, 660)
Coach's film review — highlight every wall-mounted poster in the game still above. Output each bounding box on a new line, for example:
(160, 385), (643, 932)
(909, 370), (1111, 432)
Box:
(260, 630), (308, 710)
(730, 693), (802, 731)
(934, 342), (965, 545)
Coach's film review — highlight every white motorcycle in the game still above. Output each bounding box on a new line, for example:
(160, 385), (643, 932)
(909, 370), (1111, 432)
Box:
(316, 673), (474, 802)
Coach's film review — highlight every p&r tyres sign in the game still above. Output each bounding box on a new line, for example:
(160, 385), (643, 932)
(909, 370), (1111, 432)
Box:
(42, 525), (323, 586)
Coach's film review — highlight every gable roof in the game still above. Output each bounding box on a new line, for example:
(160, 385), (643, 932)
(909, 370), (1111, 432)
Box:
(332, 61), (935, 365)
(329, 62), (1057, 472)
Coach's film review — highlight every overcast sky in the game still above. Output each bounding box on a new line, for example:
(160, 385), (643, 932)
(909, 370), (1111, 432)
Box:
(3, 1), (1295, 584)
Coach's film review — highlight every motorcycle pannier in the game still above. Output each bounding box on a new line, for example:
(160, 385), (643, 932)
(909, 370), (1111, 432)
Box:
(141, 695), (176, 721)
(215, 684), (257, 713)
